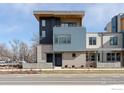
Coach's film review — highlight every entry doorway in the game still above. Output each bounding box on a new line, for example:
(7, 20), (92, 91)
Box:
(55, 54), (62, 67)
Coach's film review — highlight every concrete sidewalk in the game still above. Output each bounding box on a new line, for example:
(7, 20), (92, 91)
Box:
(0, 68), (124, 74)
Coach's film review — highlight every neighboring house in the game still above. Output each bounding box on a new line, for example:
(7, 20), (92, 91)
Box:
(23, 11), (124, 69)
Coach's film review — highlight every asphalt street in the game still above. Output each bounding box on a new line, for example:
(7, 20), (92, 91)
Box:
(0, 74), (123, 85)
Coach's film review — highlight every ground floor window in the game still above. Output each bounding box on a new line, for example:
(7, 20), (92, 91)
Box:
(86, 52), (100, 62)
(46, 54), (53, 63)
(72, 53), (76, 57)
(106, 53), (121, 62)
(91, 54), (95, 61)
(86, 53), (99, 61)
(117, 53), (121, 61)
(98, 53), (100, 61)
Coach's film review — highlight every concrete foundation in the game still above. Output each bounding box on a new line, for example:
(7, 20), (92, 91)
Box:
(22, 63), (53, 69)
(97, 62), (121, 68)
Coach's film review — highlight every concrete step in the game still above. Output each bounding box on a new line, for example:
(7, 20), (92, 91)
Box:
(54, 67), (62, 70)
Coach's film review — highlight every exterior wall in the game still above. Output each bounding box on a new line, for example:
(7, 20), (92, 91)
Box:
(62, 52), (86, 68)
(39, 17), (60, 44)
(86, 32), (123, 49)
(37, 44), (53, 63)
(122, 51), (124, 67)
(112, 16), (118, 32)
(121, 18), (124, 31)
(97, 62), (121, 68)
(102, 33), (123, 49)
(106, 22), (112, 32)
(61, 18), (82, 26)
(98, 51), (122, 62)
(97, 51), (122, 68)
(22, 63), (53, 69)
(53, 27), (86, 52)
(86, 33), (102, 49)
(117, 14), (121, 32)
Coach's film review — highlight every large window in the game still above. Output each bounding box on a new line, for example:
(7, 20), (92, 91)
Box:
(110, 37), (118, 45)
(106, 53), (121, 62)
(89, 37), (96, 45)
(86, 53), (100, 61)
(54, 34), (71, 44)
(61, 22), (78, 27)
(42, 20), (46, 27)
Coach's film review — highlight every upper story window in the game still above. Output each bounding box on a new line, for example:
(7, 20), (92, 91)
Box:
(110, 37), (118, 45)
(61, 22), (78, 27)
(54, 34), (71, 44)
(89, 37), (96, 45)
(42, 20), (46, 27)
(42, 31), (46, 37)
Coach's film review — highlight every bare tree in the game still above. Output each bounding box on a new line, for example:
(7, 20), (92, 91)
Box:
(9, 39), (34, 63)
(9, 39), (20, 61)
(0, 32), (39, 63)
(0, 43), (12, 61)
(30, 33), (39, 63)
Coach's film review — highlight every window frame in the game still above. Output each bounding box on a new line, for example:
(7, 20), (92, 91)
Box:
(42, 20), (46, 27)
(110, 37), (118, 46)
(54, 34), (71, 44)
(89, 37), (97, 45)
(116, 53), (121, 61)
(42, 31), (46, 38)
(106, 53), (121, 62)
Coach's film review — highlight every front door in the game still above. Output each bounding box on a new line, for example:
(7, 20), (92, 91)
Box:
(55, 54), (62, 66)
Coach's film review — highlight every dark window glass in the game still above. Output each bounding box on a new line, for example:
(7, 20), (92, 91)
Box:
(46, 54), (53, 63)
(92, 37), (96, 45)
(112, 53), (115, 61)
(98, 53), (100, 61)
(89, 37), (96, 45)
(116, 53), (121, 61)
(91, 53), (96, 61)
(72, 53), (76, 57)
(89, 37), (92, 45)
(110, 37), (118, 45)
(106, 53), (120, 62)
(107, 53), (111, 61)
(86, 53), (89, 61)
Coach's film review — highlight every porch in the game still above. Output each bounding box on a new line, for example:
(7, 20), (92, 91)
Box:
(86, 49), (123, 68)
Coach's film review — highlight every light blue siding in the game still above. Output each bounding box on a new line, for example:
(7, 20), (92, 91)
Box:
(53, 27), (86, 52)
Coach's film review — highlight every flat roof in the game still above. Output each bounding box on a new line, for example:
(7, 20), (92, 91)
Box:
(33, 11), (85, 21)
(87, 32), (123, 34)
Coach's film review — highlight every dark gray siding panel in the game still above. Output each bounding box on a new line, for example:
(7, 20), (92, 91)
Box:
(112, 16), (118, 32)
(123, 32), (124, 48)
(39, 17), (60, 44)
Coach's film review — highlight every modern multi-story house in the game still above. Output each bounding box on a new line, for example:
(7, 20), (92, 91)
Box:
(23, 11), (124, 69)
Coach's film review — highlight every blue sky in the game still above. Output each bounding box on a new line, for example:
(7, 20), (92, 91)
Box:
(1, 3), (124, 46)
